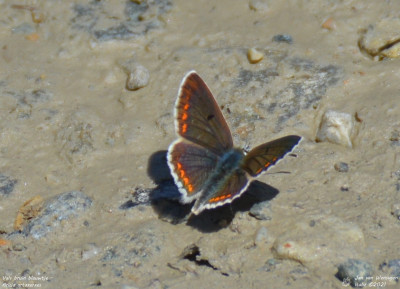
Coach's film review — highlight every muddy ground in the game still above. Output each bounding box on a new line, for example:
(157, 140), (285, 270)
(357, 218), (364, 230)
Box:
(1, 1), (400, 288)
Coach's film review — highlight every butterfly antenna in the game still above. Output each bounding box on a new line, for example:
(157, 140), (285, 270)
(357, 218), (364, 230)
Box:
(265, 171), (292, 175)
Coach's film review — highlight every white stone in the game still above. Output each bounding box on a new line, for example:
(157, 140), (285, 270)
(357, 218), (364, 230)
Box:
(316, 110), (354, 148)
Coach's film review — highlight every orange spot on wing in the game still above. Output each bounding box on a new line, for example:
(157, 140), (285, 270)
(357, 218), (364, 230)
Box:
(264, 162), (270, 168)
(182, 123), (188, 133)
(183, 103), (190, 110)
(182, 112), (188, 120)
(183, 177), (189, 186)
(187, 184), (193, 192)
(209, 194), (232, 203)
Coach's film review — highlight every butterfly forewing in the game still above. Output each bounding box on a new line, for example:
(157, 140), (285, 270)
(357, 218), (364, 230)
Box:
(168, 140), (219, 202)
(175, 71), (233, 156)
(242, 135), (302, 177)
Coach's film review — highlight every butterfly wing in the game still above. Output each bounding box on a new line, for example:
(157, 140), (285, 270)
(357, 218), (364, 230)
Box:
(174, 71), (233, 156)
(167, 140), (219, 203)
(242, 135), (302, 177)
(191, 169), (249, 215)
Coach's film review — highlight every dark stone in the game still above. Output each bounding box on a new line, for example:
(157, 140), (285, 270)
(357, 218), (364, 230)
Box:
(71, 0), (173, 41)
(272, 34), (293, 44)
(0, 174), (17, 196)
(336, 259), (373, 288)
(379, 259), (400, 282)
(335, 162), (349, 172)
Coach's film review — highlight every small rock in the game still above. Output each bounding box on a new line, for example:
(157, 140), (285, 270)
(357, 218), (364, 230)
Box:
(14, 195), (44, 231)
(358, 18), (400, 60)
(56, 116), (95, 164)
(249, 200), (272, 220)
(0, 174), (17, 196)
(81, 243), (100, 261)
(379, 259), (400, 283)
(272, 34), (293, 44)
(321, 17), (336, 30)
(249, 0), (269, 12)
(254, 226), (273, 246)
(273, 216), (365, 264)
(391, 203), (400, 221)
(125, 64), (150, 91)
(340, 185), (350, 192)
(247, 48), (264, 64)
(23, 191), (93, 239)
(316, 110), (354, 148)
(334, 162), (349, 173)
(336, 259), (373, 288)
(119, 187), (151, 210)
(12, 243), (26, 251)
(12, 23), (35, 35)
(390, 130), (400, 146)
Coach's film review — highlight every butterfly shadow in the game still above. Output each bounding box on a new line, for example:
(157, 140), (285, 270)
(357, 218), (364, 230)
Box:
(147, 150), (280, 233)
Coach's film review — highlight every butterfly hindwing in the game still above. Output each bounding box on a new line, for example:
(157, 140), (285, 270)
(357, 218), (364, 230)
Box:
(242, 135), (302, 177)
(167, 140), (219, 203)
(174, 71), (233, 156)
(192, 169), (249, 215)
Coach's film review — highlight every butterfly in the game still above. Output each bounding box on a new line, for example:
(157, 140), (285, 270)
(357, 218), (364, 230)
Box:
(167, 71), (301, 215)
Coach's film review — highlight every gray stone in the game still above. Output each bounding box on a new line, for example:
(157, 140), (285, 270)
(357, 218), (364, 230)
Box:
(23, 191), (92, 239)
(336, 259), (373, 287)
(0, 174), (17, 196)
(249, 200), (272, 220)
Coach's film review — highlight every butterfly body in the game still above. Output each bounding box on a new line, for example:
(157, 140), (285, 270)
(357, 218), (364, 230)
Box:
(168, 71), (301, 215)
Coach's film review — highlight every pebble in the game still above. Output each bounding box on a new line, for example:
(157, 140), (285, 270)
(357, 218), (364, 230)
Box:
(249, 0), (269, 12)
(391, 203), (400, 221)
(249, 200), (272, 220)
(258, 258), (280, 272)
(336, 259), (373, 287)
(0, 173), (17, 196)
(72, 1), (173, 41)
(81, 243), (100, 261)
(254, 226), (273, 246)
(11, 23), (35, 35)
(23, 191), (93, 239)
(56, 117), (94, 164)
(379, 259), (400, 283)
(14, 195), (44, 231)
(273, 216), (365, 264)
(316, 110), (354, 148)
(321, 17), (336, 30)
(358, 18), (400, 60)
(272, 34), (293, 44)
(126, 64), (150, 90)
(119, 187), (151, 210)
(12, 243), (26, 251)
(334, 162), (349, 173)
(247, 48), (264, 64)
(390, 130), (400, 146)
